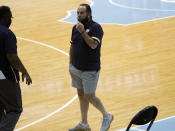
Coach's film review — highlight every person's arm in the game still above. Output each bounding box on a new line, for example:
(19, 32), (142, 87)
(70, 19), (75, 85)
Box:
(76, 22), (98, 49)
(7, 53), (32, 85)
(4, 30), (32, 85)
(81, 30), (98, 49)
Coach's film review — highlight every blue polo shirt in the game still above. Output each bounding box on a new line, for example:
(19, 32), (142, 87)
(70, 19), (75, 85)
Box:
(70, 20), (103, 71)
(0, 23), (19, 82)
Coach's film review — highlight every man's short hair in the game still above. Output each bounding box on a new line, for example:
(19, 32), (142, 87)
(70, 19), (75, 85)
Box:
(0, 6), (11, 19)
(80, 3), (92, 19)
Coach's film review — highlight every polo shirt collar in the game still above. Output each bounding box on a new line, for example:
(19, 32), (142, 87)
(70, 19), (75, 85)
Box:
(84, 19), (93, 28)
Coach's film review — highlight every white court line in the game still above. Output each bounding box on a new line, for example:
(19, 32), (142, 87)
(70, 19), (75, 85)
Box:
(109, 0), (175, 11)
(17, 37), (69, 56)
(122, 15), (175, 26)
(15, 37), (78, 131)
(115, 115), (175, 131)
(161, 0), (175, 3)
(109, 0), (175, 26)
(153, 115), (175, 122)
(132, 128), (145, 131)
(117, 128), (145, 131)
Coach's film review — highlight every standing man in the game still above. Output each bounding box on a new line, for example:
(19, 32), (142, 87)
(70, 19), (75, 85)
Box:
(0, 6), (32, 131)
(69, 4), (113, 131)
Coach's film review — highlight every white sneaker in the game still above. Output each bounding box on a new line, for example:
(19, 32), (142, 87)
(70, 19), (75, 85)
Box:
(100, 114), (113, 131)
(69, 122), (91, 131)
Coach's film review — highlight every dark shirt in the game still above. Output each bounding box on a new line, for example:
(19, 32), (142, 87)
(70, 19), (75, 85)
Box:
(70, 20), (104, 71)
(0, 23), (19, 82)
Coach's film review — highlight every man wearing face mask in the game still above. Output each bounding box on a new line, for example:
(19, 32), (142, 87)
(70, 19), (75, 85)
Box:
(0, 6), (32, 131)
(69, 4), (113, 131)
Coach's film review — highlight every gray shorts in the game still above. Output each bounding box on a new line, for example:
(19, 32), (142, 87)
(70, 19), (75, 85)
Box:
(69, 64), (100, 94)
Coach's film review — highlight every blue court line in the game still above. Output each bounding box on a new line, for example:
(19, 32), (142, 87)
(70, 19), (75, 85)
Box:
(59, 0), (175, 25)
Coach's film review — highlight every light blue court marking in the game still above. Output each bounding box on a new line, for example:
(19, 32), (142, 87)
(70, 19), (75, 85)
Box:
(59, 0), (175, 25)
(138, 116), (175, 131)
(116, 116), (175, 131)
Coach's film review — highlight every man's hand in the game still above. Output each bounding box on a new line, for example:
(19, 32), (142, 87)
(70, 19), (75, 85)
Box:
(22, 72), (32, 85)
(76, 22), (98, 49)
(7, 53), (32, 85)
(76, 22), (85, 34)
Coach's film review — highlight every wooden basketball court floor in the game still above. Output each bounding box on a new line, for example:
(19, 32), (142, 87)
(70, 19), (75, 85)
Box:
(1, 0), (175, 130)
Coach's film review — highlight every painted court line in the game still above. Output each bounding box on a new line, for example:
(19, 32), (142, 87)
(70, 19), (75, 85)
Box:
(15, 37), (78, 131)
(58, 0), (175, 26)
(161, 0), (175, 3)
(17, 37), (69, 56)
(122, 15), (175, 26)
(109, 0), (175, 26)
(115, 115), (175, 131)
(109, 0), (175, 12)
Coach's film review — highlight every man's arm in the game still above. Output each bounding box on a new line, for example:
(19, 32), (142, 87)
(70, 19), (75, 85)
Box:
(76, 22), (98, 49)
(81, 31), (98, 49)
(7, 53), (32, 85)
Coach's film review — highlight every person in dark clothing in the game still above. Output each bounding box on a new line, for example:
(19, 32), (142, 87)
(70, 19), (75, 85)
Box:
(69, 4), (113, 131)
(0, 6), (32, 131)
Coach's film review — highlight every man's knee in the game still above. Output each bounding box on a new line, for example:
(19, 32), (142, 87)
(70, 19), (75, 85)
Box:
(77, 89), (84, 97)
(84, 94), (95, 102)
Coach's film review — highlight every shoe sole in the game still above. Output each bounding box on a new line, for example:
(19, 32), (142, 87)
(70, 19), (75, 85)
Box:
(106, 115), (114, 131)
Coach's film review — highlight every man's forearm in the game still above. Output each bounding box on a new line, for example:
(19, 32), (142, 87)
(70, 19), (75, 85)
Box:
(81, 31), (98, 49)
(7, 54), (28, 74)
